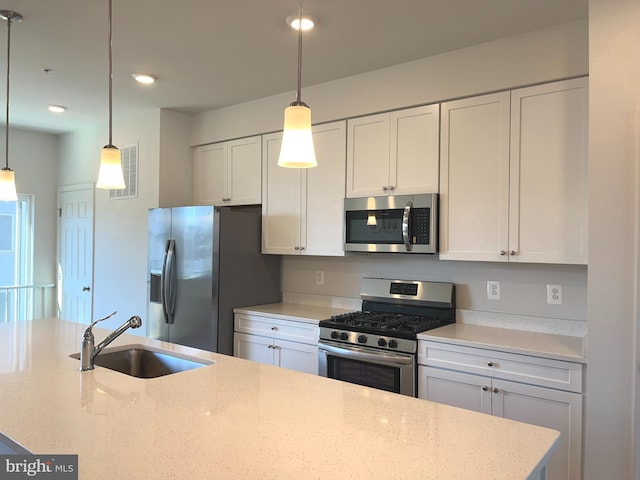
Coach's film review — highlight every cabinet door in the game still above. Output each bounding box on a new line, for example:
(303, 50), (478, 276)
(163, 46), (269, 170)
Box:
(439, 92), (511, 261)
(346, 113), (391, 197)
(418, 366), (492, 414)
(303, 121), (346, 256)
(275, 338), (319, 375)
(493, 378), (582, 480)
(390, 105), (440, 195)
(234, 332), (274, 366)
(227, 136), (262, 206)
(509, 78), (588, 264)
(194, 143), (227, 205)
(261, 132), (303, 254)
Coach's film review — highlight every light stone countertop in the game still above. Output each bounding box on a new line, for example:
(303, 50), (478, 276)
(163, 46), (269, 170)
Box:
(418, 323), (586, 363)
(0, 318), (559, 479)
(234, 302), (355, 324)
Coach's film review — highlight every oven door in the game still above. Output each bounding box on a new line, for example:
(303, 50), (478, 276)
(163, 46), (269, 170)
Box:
(318, 340), (416, 397)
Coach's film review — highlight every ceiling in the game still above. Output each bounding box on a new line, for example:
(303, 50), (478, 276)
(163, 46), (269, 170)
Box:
(0, 0), (587, 135)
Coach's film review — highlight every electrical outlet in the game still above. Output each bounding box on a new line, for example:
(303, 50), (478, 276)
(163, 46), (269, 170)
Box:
(486, 281), (501, 300)
(315, 270), (324, 286)
(547, 284), (562, 304)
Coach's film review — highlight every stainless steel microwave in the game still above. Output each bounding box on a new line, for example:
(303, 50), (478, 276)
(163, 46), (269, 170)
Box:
(343, 193), (438, 253)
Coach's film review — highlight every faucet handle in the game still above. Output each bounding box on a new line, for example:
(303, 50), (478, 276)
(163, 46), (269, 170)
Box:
(89, 311), (118, 330)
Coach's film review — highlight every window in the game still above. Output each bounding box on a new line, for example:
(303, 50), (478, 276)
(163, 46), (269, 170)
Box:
(0, 195), (34, 322)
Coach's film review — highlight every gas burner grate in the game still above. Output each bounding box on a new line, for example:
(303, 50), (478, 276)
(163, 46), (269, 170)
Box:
(327, 311), (449, 337)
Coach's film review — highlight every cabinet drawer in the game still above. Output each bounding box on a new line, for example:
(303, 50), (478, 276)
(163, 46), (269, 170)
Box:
(418, 341), (582, 393)
(234, 314), (319, 345)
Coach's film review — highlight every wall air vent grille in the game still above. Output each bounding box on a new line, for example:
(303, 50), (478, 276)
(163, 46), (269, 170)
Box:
(109, 144), (138, 200)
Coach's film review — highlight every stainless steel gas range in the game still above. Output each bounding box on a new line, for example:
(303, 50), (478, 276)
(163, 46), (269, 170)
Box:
(318, 277), (455, 397)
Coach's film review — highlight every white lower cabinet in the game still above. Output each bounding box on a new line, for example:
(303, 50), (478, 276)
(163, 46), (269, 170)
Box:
(233, 314), (319, 375)
(418, 341), (582, 480)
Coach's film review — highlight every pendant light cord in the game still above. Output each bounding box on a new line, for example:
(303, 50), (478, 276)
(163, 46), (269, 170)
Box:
(4, 16), (11, 170)
(295, 0), (303, 105)
(107, 0), (113, 146)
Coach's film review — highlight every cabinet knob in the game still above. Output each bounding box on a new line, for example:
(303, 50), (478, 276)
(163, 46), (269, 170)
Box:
(482, 386), (489, 391)
(388, 186), (395, 191)
(509, 250), (516, 256)
(493, 387), (499, 394)
(487, 361), (494, 367)
(381, 186), (388, 191)
(294, 246), (300, 251)
(299, 246), (305, 251)
(267, 345), (274, 349)
(271, 326), (278, 331)
(499, 250), (506, 256)
(82, 286), (91, 292)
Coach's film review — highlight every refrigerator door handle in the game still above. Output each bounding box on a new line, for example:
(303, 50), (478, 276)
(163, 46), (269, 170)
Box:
(161, 239), (177, 324)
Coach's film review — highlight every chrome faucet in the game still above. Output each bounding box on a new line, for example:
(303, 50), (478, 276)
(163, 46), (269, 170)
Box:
(80, 311), (142, 371)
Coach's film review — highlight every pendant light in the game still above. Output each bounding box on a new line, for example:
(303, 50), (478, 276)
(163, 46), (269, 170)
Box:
(96, 0), (126, 189)
(277, 0), (317, 168)
(0, 11), (21, 202)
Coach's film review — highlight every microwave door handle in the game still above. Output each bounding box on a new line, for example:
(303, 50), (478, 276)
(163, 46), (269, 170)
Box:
(402, 201), (413, 252)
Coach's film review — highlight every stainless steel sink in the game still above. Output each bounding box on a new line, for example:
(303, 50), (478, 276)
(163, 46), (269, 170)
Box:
(71, 345), (213, 378)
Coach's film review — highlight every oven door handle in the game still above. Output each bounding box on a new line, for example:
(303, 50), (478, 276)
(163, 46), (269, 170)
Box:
(402, 201), (413, 252)
(318, 341), (414, 366)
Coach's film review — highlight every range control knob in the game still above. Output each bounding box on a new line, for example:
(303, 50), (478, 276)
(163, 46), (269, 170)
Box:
(388, 339), (399, 349)
(339, 332), (349, 341)
(377, 338), (387, 347)
(357, 334), (367, 344)
(330, 331), (339, 339)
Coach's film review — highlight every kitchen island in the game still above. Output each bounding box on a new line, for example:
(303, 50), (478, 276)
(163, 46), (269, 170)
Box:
(0, 318), (559, 479)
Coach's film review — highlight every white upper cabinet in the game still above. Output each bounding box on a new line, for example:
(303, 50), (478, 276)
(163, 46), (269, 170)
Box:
(194, 135), (262, 206)
(346, 104), (439, 198)
(439, 77), (588, 264)
(439, 92), (511, 261)
(262, 121), (347, 256)
(509, 78), (588, 264)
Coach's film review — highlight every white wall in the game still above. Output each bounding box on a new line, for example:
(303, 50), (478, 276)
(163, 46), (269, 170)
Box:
(191, 20), (588, 146)
(58, 110), (161, 332)
(158, 109), (194, 207)
(2, 126), (58, 316)
(58, 108), (194, 333)
(586, 0), (640, 478)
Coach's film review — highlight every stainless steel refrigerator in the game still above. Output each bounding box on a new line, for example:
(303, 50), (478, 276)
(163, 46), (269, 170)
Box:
(147, 205), (281, 354)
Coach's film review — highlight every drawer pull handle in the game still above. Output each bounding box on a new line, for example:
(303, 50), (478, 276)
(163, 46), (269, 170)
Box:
(487, 361), (494, 367)
(482, 386), (489, 391)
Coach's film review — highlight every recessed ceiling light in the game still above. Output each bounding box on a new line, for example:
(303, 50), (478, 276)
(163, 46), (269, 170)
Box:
(285, 14), (316, 31)
(47, 104), (67, 113)
(132, 73), (157, 85)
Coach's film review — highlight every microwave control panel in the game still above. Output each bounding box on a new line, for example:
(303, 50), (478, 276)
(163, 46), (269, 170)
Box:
(412, 208), (431, 244)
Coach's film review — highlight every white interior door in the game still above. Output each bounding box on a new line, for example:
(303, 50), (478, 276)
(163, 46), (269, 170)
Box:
(58, 184), (94, 324)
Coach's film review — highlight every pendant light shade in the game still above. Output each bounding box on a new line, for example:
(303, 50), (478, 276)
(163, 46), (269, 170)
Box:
(96, 0), (125, 190)
(0, 168), (17, 201)
(278, 0), (317, 169)
(278, 104), (316, 168)
(96, 145), (125, 189)
(0, 11), (21, 202)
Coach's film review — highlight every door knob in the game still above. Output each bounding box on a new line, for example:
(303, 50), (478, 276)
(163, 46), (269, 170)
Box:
(82, 286), (91, 292)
